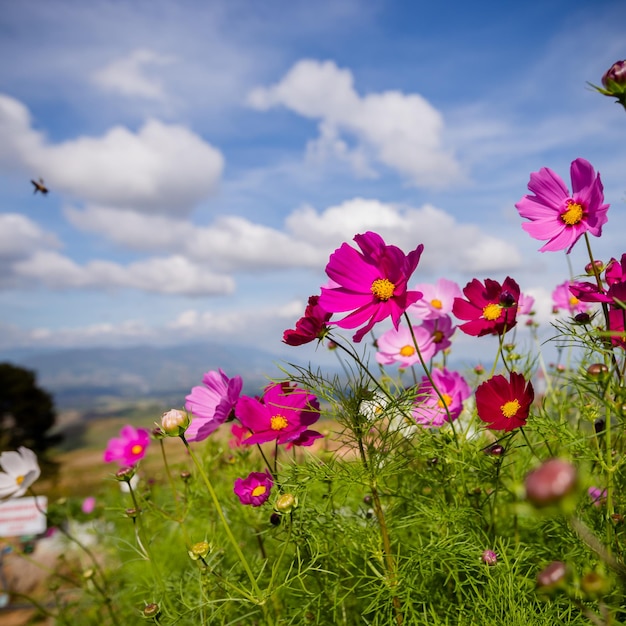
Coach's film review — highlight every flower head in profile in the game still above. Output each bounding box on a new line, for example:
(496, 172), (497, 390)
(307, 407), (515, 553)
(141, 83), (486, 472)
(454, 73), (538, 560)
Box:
(104, 425), (150, 466)
(233, 471), (273, 507)
(319, 231), (424, 342)
(185, 369), (243, 442)
(552, 281), (590, 315)
(475, 372), (534, 432)
(452, 277), (520, 337)
(283, 295), (332, 346)
(412, 368), (471, 428)
(409, 278), (462, 320)
(0, 447), (40, 499)
(236, 382), (321, 446)
(515, 158), (609, 253)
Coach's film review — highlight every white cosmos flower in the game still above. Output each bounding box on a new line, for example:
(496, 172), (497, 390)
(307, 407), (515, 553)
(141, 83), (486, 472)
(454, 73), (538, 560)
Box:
(0, 447), (41, 499)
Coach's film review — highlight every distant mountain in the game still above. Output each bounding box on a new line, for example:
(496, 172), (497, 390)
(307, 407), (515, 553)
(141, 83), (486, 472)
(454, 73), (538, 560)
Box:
(0, 342), (294, 409)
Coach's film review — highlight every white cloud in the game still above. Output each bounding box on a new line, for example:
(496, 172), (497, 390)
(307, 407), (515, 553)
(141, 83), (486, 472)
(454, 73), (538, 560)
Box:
(0, 214), (61, 260)
(248, 59), (464, 187)
(12, 251), (234, 296)
(91, 48), (176, 100)
(0, 94), (223, 215)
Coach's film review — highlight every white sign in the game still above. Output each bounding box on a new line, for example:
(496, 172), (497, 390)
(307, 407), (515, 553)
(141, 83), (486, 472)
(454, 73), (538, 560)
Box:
(0, 496), (47, 537)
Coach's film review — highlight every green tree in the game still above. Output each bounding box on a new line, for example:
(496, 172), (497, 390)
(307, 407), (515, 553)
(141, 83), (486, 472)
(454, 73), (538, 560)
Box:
(0, 362), (58, 452)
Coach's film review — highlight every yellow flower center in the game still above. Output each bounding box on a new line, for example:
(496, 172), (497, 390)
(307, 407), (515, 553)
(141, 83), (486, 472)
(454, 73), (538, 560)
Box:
(271, 415), (288, 430)
(131, 444), (144, 455)
(430, 298), (443, 309)
(561, 200), (583, 226)
(437, 393), (452, 409)
(371, 278), (396, 301)
(15, 475), (24, 486)
(569, 295), (579, 306)
(432, 330), (444, 343)
(483, 303), (503, 321)
(251, 485), (267, 497)
(400, 345), (416, 357)
(501, 399), (521, 418)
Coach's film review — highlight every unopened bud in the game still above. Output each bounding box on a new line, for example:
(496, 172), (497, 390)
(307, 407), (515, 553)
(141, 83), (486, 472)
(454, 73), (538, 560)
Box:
(269, 512), (281, 526)
(82, 568), (95, 580)
(125, 507), (139, 519)
(574, 312), (591, 325)
(537, 561), (568, 593)
(525, 458), (577, 508)
(585, 260), (604, 275)
(482, 550), (497, 566)
(587, 363), (609, 380)
(115, 466), (137, 482)
(180, 470), (191, 482)
(189, 541), (210, 560)
(275, 493), (298, 513)
(581, 570), (610, 598)
(161, 409), (189, 437)
(142, 602), (161, 619)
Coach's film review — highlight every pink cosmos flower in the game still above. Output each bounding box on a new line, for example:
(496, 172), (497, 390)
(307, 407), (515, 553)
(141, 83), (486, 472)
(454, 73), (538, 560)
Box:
(319, 231), (424, 342)
(452, 277), (520, 337)
(228, 423), (248, 449)
(233, 471), (273, 506)
(518, 293), (535, 316)
(475, 372), (534, 432)
(81, 497), (96, 515)
(412, 368), (471, 428)
(551, 281), (590, 315)
(376, 324), (434, 367)
(515, 158), (609, 253)
(588, 486), (607, 507)
(283, 295), (332, 346)
(103, 425), (150, 466)
(409, 278), (462, 320)
(236, 382), (321, 446)
(185, 369), (243, 442)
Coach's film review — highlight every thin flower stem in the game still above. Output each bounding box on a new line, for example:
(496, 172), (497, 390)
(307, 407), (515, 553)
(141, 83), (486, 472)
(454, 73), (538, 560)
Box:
(180, 436), (269, 615)
(403, 312), (460, 449)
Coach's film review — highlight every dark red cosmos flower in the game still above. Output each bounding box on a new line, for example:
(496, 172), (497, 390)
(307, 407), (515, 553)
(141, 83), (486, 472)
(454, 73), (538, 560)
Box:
(452, 277), (520, 337)
(475, 371), (534, 431)
(283, 295), (332, 346)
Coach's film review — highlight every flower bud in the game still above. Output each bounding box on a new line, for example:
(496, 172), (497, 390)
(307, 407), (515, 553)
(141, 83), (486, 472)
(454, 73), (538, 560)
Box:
(161, 409), (190, 437)
(275, 493), (298, 513)
(142, 603), (161, 619)
(82, 568), (95, 580)
(525, 459), (577, 508)
(581, 570), (610, 598)
(180, 470), (191, 482)
(189, 541), (210, 560)
(125, 507), (139, 519)
(574, 312), (591, 325)
(269, 512), (281, 526)
(482, 549), (497, 566)
(585, 260), (604, 275)
(486, 443), (504, 456)
(586, 363), (609, 380)
(115, 466), (137, 482)
(499, 291), (516, 308)
(536, 561), (568, 593)
(602, 60), (626, 93)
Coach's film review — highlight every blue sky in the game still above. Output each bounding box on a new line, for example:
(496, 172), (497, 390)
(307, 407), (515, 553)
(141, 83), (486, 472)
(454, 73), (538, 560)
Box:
(0, 0), (624, 363)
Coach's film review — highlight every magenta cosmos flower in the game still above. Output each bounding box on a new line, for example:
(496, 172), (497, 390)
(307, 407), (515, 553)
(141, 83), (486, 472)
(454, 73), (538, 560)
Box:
(319, 232), (424, 342)
(412, 368), (471, 428)
(409, 278), (462, 320)
(283, 295), (332, 346)
(233, 471), (273, 506)
(185, 369), (243, 442)
(552, 281), (590, 315)
(515, 158), (609, 253)
(475, 372), (534, 432)
(453, 277), (520, 337)
(236, 382), (321, 446)
(104, 425), (150, 466)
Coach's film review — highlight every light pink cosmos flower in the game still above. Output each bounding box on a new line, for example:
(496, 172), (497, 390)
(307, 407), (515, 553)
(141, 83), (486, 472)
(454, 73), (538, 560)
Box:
(81, 497), (96, 515)
(103, 425), (150, 467)
(409, 278), (462, 320)
(376, 324), (434, 367)
(233, 471), (273, 507)
(319, 231), (424, 342)
(518, 293), (535, 316)
(552, 281), (590, 315)
(515, 158), (609, 253)
(236, 382), (321, 446)
(412, 368), (471, 428)
(185, 369), (243, 442)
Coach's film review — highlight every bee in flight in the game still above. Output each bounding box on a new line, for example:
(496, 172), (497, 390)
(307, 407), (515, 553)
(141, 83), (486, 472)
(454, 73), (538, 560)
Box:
(31, 178), (49, 195)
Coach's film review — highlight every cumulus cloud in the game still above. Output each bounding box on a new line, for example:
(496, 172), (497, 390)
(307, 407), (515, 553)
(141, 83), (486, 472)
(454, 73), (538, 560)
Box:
(0, 214), (61, 260)
(91, 48), (176, 100)
(11, 251), (234, 296)
(0, 94), (223, 215)
(66, 196), (521, 277)
(248, 59), (464, 187)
